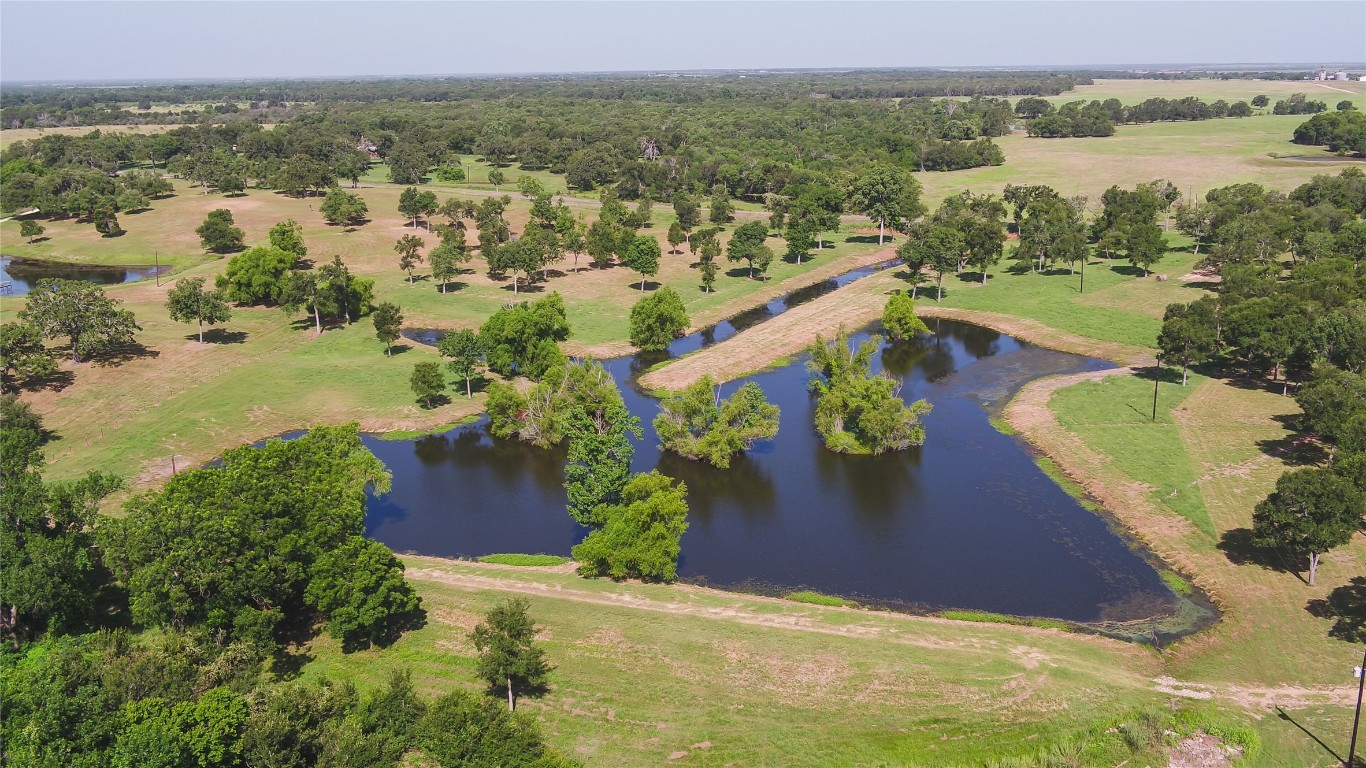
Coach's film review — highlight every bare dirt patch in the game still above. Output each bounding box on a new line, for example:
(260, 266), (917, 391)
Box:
(1168, 732), (1241, 768)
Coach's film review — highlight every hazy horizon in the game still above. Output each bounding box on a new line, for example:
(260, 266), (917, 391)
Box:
(3, 1), (1364, 84)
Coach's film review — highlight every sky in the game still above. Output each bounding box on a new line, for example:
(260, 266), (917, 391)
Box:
(2, 1), (1364, 83)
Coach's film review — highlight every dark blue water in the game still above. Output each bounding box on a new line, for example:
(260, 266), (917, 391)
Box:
(374, 297), (1183, 624)
(0, 256), (167, 295)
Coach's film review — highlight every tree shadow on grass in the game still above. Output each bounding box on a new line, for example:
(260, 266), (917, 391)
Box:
(92, 341), (159, 367)
(418, 394), (452, 410)
(843, 234), (890, 244)
(1305, 576), (1366, 643)
(1217, 528), (1305, 583)
(14, 368), (75, 393)
(1109, 264), (1147, 277)
(625, 281), (661, 292)
(433, 281), (468, 294)
(340, 606), (428, 654)
(1256, 430), (1328, 468)
(386, 344), (413, 356)
(195, 328), (248, 345)
(500, 282), (544, 295)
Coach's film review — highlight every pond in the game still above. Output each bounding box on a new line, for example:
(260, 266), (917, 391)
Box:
(371, 270), (1214, 641)
(0, 256), (167, 296)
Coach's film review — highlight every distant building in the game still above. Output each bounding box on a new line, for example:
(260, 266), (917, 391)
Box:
(1334, 71), (1350, 81)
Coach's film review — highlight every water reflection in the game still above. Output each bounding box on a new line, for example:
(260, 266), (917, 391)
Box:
(365, 318), (1183, 623)
(1, 256), (168, 295)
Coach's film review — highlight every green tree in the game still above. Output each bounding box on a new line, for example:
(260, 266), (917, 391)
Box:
(1252, 467), (1364, 586)
(571, 470), (690, 582)
(698, 239), (720, 293)
(1157, 298), (1219, 385)
(789, 185), (844, 250)
(394, 234), (425, 285)
(673, 191), (702, 235)
(478, 292), (570, 379)
(903, 223), (964, 300)
(372, 302), (403, 356)
(0, 323), (57, 389)
(1174, 201), (1216, 259)
(1121, 221), (1167, 276)
(304, 537), (421, 650)
(1296, 368), (1366, 460)
(1, 397), (120, 642)
(1017, 195), (1088, 273)
(100, 426), (407, 646)
(628, 286), (689, 351)
(281, 270), (325, 334)
(881, 291), (930, 343)
(487, 240), (541, 298)
(438, 329), (485, 398)
(708, 188), (733, 224)
(1251, 94), (1269, 108)
(470, 597), (552, 712)
(556, 207), (587, 273)
(19, 219), (45, 242)
(196, 208), (245, 252)
(93, 204), (121, 237)
(165, 276), (232, 343)
(397, 186), (437, 229)
(267, 219), (308, 260)
(784, 222), (816, 264)
(623, 234), (661, 290)
(411, 361), (447, 407)
(654, 377), (780, 468)
(848, 165), (925, 244)
(320, 188), (369, 228)
(806, 328), (932, 454)
(517, 175), (545, 200)
(487, 169), (505, 189)
(564, 401), (641, 526)
(667, 221), (686, 254)
(726, 220), (770, 278)
(217, 246), (296, 305)
(428, 241), (469, 293)
(414, 689), (568, 765)
(21, 279), (140, 362)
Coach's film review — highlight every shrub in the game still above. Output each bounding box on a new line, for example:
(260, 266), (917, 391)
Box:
(628, 286), (689, 351)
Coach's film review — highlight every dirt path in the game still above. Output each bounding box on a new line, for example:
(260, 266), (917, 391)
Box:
(640, 270), (1153, 391)
(401, 556), (1130, 653)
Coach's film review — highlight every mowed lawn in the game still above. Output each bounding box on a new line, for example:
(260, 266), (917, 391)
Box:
(0, 179), (890, 482)
(300, 556), (1167, 768)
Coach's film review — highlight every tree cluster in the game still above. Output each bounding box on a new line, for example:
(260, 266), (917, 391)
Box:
(653, 376), (780, 468)
(102, 425), (421, 650)
(806, 328), (932, 454)
(1155, 171), (1366, 593)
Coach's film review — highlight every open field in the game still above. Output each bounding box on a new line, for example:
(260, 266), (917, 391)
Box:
(7, 76), (1366, 765)
(0, 122), (177, 149)
(306, 556), (1172, 767)
(917, 117), (1365, 204)
(0, 179), (890, 482)
(1051, 78), (1366, 110)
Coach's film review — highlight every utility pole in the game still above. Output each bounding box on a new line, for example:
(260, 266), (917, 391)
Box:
(1152, 356), (1162, 422)
(155, 251), (160, 287)
(1349, 645), (1365, 768)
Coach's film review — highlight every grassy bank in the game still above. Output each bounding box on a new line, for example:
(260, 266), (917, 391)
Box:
(300, 557), (1166, 767)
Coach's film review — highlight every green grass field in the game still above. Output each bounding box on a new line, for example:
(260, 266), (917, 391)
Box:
(927, 243), (1203, 349)
(5, 78), (1365, 765)
(300, 556), (1172, 767)
(1050, 371), (1212, 537)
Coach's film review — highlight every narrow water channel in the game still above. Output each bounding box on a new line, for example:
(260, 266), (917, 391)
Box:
(375, 265), (1217, 642)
